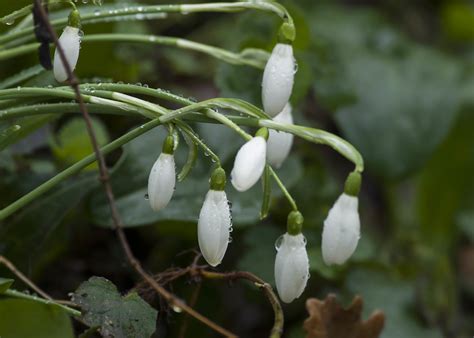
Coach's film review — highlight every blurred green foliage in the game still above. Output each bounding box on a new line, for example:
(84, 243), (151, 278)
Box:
(1, 0), (474, 337)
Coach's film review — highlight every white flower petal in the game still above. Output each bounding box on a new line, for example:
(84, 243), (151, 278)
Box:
(322, 193), (360, 265)
(262, 43), (295, 117)
(231, 136), (267, 192)
(53, 26), (81, 82)
(147, 153), (176, 211)
(267, 103), (294, 168)
(274, 233), (309, 303)
(198, 190), (232, 267)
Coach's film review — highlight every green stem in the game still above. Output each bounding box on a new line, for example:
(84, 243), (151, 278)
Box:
(0, 85), (364, 171)
(0, 103), (136, 119)
(0, 33), (268, 67)
(3, 289), (81, 317)
(174, 121), (221, 167)
(205, 108), (251, 141)
(0, 2), (293, 46)
(269, 167), (297, 211)
(0, 118), (162, 220)
(259, 119), (365, 173)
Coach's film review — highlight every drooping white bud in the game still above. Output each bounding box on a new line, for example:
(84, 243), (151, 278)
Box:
(322, 193), (360, 265)
(262, 43), (295, 117)
(274, 233), (309, 303)
(231, 136), (267, 192)
(266, 103), (294, 168)
(147, 153), (176, 211)
(53, 26), (81, 82)
(198, 190), (232, 267)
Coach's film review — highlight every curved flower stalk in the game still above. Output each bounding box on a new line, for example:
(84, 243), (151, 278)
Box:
(322, 172), (362, 265)
(148, 135), (176, 211)
(266, 103), (294, 168)
(231, 128), (268, 192)
(274, 211), (309, 303)
(261, 43), (295, 117)
(53, 10), (82, 82)
(198, 167), (232, 267)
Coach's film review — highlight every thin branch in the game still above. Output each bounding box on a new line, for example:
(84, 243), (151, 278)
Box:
(0, 255), (82, 317)
(33, 2), (236, 337)
(0, 255), (51, 300)
(199, 270), (284, 338)
(135, 256), (284, 338)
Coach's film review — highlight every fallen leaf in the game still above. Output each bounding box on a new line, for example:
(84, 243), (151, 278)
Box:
(303, 294), (385, 338)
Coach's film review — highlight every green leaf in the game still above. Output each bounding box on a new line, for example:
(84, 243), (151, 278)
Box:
(0, 278), (13, 293)
(73, 276), (157, 338)
(0, 175), (97, 274)
(310, 5), (464, 178)
(89, 127), (303, 227)
(50, 117), (110, 170)
(417, 110), (474, 249)
(177, 127), (198, 182)
(238, 224), (281, 283)
(0, 298), (74, 338)
(347, 267), (443, 338)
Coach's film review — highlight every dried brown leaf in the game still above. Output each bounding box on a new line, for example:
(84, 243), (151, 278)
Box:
(303, 294), (385, 338)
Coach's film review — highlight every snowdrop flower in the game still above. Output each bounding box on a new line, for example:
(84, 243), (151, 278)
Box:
(266, 103), (294, 168)
(322, 172), (362, 265)
(274, 211), (309, 303)
(53, 10), (82, 82)
(198, 167), (232, 267)
(231, 129), (268, 192)
(262, 43), (295, 117)
(148, 135), (176, 211)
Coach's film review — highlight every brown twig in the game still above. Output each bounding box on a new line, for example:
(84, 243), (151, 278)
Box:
(198, 270), (284, 338)
(0, 255), (52, 300)
(32, 2), (236, 337)
(134, 256), (284, 338)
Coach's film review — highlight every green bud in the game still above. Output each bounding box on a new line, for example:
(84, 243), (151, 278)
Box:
(68, 9), (81, 29)
(287, 210), (304, 235)
(210, 167), (226, 191)
(344, 171), (362, 197)
(255, 127), (269, 140)
(162, 135), (174, 155)
(278, 22), (296, 44)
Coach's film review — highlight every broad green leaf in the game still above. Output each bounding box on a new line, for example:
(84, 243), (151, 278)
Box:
(417, 110), (474, 249)
(50, 117), (110, 170)
(237, 224), (281, 283)
(0, 175), (97, 275)
(89, 127), (303, 227)
(73, 276), (157, 338)
(0, 298), (74, 338)
(0, 277), (13, 293)
(310, 5), (464, 179)
(347, 267), (443, 338)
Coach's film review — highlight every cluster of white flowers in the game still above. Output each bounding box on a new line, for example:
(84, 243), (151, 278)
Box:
(145, 37), (362, 305)
(261, 40), (362, 303)
(51, 4), (363, 309)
